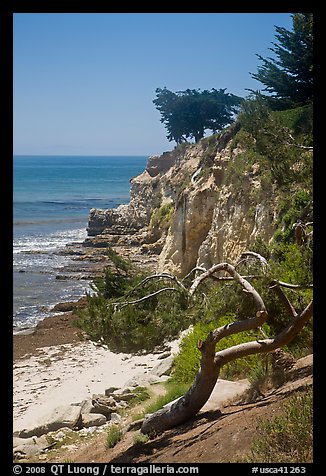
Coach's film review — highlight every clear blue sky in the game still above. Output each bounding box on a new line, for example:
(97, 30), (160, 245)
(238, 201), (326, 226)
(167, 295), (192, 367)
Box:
(13, 13), (294, 156)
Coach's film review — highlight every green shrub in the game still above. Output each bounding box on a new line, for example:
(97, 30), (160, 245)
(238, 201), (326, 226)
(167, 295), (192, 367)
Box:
(76, 271), (193, 353)
(238, 97), (313, 188)
(133, 432), (149, 446)
(129, 386), (151, 405)
(105, 424), (123, 449)
(274, 190), (313, 244)
(246, 387), (313, 462)
(90, 246), (135, 299)
(150, 202), (174, 230)
(272, 104), (313, 143)
(231, 128), (255, 151)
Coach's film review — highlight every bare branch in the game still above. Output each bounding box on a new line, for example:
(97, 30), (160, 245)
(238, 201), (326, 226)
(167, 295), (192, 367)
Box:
(270, 284), (297, 319)
(270, 280), (313, 289)
(189, 263), (267, 315)
(210, 274), (262, 283)
(181, 266), (207, 282)
(121, 272), (188, 300)
(261, 127), (313, 150)
(211, 309), (268, 344)
(141, 259), (313, 436)
(238, 251), (268, 269)
(287, 134), (313, 150)
(141, 299), (312, 436)
(113, 287), (180, 312)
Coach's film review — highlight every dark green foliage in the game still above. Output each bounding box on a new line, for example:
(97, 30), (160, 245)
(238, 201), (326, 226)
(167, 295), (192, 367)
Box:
(274, 190), (313, 244)
(106, 246), (131, 273)
(275, 104), (313, 143)
(90, 247), (133, 299)
(153, 87), (242, 144)
(237, 93), (313, 188)
(76, 272), (194, 353)
(251, 13), (313, 108)
(250, 236), (272, 261)
(92, 268), (130, 299)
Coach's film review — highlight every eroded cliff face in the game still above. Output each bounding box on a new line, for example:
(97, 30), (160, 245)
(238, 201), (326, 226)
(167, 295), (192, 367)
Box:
(86, 130), (277, 276)
(155, 140), (276, 275)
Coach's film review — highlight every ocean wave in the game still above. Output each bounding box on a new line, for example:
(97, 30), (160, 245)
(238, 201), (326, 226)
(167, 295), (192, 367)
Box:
(13, 276), (92, 330)
(13, 227), (87, 255)
(14, 196), (128, 205)
(42, 197), (126, 204)
(13, 217), (88, 226)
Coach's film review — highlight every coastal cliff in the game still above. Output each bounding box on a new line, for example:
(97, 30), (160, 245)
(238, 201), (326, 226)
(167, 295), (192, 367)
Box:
(85, 125), (279, 277)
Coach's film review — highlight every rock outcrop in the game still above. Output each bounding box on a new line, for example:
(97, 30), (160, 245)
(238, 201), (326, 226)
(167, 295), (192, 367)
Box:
(85, 145), (193, 240)
(85, 128), (278, 276)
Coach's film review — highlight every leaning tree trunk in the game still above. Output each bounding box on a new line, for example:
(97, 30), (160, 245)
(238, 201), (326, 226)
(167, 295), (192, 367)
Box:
(141, 262), (313, 436)
(141, 333), (220, 435)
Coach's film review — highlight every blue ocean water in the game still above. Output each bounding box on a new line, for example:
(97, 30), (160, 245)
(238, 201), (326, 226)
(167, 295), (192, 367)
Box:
(13, 155), (148, 330)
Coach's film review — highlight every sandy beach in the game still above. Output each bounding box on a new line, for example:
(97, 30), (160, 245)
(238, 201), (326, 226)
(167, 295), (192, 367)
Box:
(13, 310), (181, 435)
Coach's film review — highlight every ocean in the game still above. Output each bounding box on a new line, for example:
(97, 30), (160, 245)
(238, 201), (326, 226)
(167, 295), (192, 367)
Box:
(13, 155), (148, 331)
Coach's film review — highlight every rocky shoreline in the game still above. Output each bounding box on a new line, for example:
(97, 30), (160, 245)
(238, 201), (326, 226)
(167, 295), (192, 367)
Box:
(13, 227), (161, 355)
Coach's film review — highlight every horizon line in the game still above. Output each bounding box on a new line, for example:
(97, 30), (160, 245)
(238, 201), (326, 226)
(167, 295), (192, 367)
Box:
(13, 153), (153, 158)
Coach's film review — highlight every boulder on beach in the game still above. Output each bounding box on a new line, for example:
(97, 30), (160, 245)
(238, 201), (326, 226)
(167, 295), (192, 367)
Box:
(18, 405), (82, 438)
(81, 413), (107, 428)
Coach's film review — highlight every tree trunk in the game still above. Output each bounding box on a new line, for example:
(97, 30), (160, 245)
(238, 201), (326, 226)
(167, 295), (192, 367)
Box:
(141, 333), (220, 435)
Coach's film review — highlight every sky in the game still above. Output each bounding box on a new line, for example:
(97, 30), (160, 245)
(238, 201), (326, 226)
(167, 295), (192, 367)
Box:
(13, 13), (294, 157)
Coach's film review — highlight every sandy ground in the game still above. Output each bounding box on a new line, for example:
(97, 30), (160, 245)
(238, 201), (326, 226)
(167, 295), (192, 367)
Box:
(12, 304), (250, 438)
(13, 331), (251, 436)
(13, 338), (181, 434)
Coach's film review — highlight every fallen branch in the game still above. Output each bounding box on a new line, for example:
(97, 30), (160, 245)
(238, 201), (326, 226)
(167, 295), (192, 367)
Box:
(189, 263), (266, 312)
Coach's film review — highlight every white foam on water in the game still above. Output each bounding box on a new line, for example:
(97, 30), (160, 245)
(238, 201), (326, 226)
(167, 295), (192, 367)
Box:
(13, 227), (87, 255)
(13, 226), (90, 329)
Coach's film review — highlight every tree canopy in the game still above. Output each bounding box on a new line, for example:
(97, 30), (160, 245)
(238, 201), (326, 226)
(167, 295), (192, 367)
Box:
(153, 87), (242, 144)
(251, 13), (313, 109)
